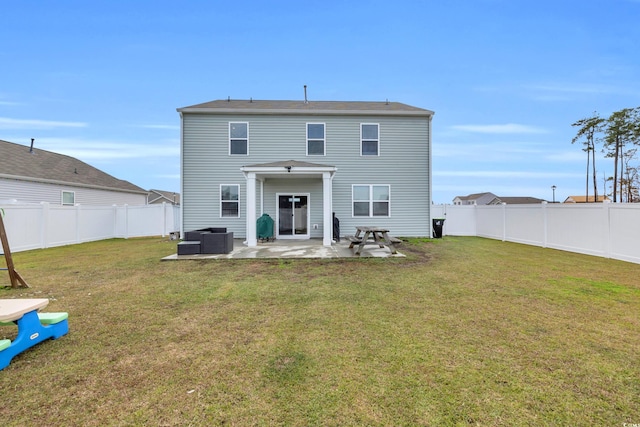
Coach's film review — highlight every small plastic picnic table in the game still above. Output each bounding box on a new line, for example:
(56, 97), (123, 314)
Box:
(0, 298), (69, 370)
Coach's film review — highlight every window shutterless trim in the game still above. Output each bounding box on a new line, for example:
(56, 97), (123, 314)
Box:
(360, 123), (379, 156)
(61, 190), (75, 206)
(220, 184), (240, 218)
(351, 184), (390, 217)
(306, 122), (325, 156)
(229, 122), (249, 155)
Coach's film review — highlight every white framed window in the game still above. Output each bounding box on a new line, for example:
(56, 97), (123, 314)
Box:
(220, 184), (240, 217)
(62, 191), (75, 206)
(352, 185), (390, 217)
(306, 123), (325, 156)
(229, 122), (248, 155)
(361, 123), (379, 156)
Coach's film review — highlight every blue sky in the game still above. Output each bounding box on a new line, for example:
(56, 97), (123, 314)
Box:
(2, 0), (639, 203)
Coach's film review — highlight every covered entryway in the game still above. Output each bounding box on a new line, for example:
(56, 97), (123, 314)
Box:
(277, 193), (310, 239)
(241, 160), (336, 247)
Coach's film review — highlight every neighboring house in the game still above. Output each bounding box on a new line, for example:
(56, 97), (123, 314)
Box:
(453, 192), (500, 205)
(453, 192), (545, 205)
(147, 189), (180, 205)
(177, 99), (434, 246)
(494, 196), (546, 205)
(564, 195), (611, 203)
(0, 139), (147, 205)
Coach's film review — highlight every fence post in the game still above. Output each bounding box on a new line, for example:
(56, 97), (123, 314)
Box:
(162, 202), (167, 238)
(603, 200), (611, 259)
(40, 202), (49, 249)
(502, 202), (507, 242)
(542, 201), (548, 248)
(75, 204), (81, 244)
(124, 204), (129, 239)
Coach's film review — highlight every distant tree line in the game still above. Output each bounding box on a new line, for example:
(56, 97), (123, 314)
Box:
(572, 107), (640, 202)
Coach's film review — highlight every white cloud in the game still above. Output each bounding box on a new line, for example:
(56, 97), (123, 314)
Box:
(0, 117), (87, 129)
(33, 138), (179, 161)
(136, 124), (180, 131)
(450, 124), (548, 134)
(434, 170), (582, 179)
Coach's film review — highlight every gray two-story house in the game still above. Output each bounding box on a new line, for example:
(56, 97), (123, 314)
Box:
(177, 99), (434, 247)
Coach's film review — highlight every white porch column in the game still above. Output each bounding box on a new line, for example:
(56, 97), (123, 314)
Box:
(246, 172), (257, 247)
(322, 172), (333, 246)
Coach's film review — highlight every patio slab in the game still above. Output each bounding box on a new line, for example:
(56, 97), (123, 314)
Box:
(162, 239), (404, 260)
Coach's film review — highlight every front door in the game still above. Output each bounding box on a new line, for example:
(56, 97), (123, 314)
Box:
(277, 194), (309, 239)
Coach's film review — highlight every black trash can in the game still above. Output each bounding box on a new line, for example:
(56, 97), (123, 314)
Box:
(332, 212), (340, 242)
(432, 218), (445, 238)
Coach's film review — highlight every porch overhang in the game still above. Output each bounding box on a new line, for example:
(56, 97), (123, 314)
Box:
(241, 160), (337, 247)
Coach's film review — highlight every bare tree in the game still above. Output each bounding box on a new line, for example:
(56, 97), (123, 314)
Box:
(572, 113), (604, 201)
(604, 108), (640, 202)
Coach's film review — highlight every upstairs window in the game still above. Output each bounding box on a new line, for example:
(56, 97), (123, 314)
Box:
(220, 184), (240, 217)
(62, 191), (75, 206)
(229, 122), (248, 155)
(361, 123), (379, 156)
(352, 185), (390, 217)
(307, 123), (325, 156)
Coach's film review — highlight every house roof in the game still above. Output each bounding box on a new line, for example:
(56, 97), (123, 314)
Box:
(177, 99), (434, 117)
(244, 160), (334, 169)
(0, 139), (146, 194)
(498, 197), (546, 204)
(148, 189), (180, 204)
(564, 195), (611, 203)
(454, 192), (497, 201)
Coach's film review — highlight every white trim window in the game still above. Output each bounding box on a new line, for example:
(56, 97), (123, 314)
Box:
(361, 123), (379, 156)
(220, 184), (240, 217)
(229, 122), (248, 155)
(352, 185), (390, 217)
(306, 123), (325, 156)
(61, 190), (75, 206)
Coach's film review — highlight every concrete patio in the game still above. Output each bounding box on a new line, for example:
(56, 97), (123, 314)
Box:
(163, 238), (405, 260)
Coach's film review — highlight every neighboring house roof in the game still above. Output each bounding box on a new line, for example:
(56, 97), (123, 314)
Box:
(177, 99), (434, 117)
(454, 193), (546, 205)
(453, 192), (499, 205)
(564, 195), (611, 203)
(497, 197), (546, 204)
(147, 189), (180, 205)
(0, 139), (146, 194)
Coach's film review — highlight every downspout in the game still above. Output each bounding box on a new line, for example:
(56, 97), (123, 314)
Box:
(428, 113), (434, 238)
(179, 111), (184, 239)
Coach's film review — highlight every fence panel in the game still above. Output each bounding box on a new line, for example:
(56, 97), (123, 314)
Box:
(476, 206), (504, 240)
(1, 202), (180, 253)
(504, 204), (545, 247)
(609, 204), (640, 264)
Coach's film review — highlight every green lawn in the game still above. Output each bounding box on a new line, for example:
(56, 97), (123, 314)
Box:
(1, 237), (639, 426)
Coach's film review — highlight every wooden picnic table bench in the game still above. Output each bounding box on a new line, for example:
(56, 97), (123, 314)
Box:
(348, 226), (401, 255)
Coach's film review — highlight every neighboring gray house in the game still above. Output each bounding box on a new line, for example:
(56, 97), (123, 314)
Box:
(147, 189), (180, 205)
(178, 99), (434, 246)
(453, 192), (545, 205)
(0, 139), (147, 205)
(453, 192), (500, 205)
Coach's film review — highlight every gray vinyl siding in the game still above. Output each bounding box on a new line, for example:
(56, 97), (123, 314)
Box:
(0, 178), (147, 206)
(181, 113), (431, 237)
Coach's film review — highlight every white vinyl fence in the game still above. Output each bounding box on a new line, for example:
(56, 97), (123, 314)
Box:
(1, 202), (179, 253)
(432, 203), (640, 264)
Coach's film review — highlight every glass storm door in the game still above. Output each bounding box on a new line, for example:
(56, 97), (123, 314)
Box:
(277, 194), (309, 238)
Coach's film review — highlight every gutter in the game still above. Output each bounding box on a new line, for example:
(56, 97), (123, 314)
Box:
(176, 107), (434, 117)
(0, 173), (148, 195)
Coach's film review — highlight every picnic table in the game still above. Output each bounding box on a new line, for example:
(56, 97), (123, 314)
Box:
(0, 298), (69, 370)
(345, 226), (401, 255)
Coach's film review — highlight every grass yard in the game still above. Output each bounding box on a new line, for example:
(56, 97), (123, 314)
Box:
(1, 236), (639, 426)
